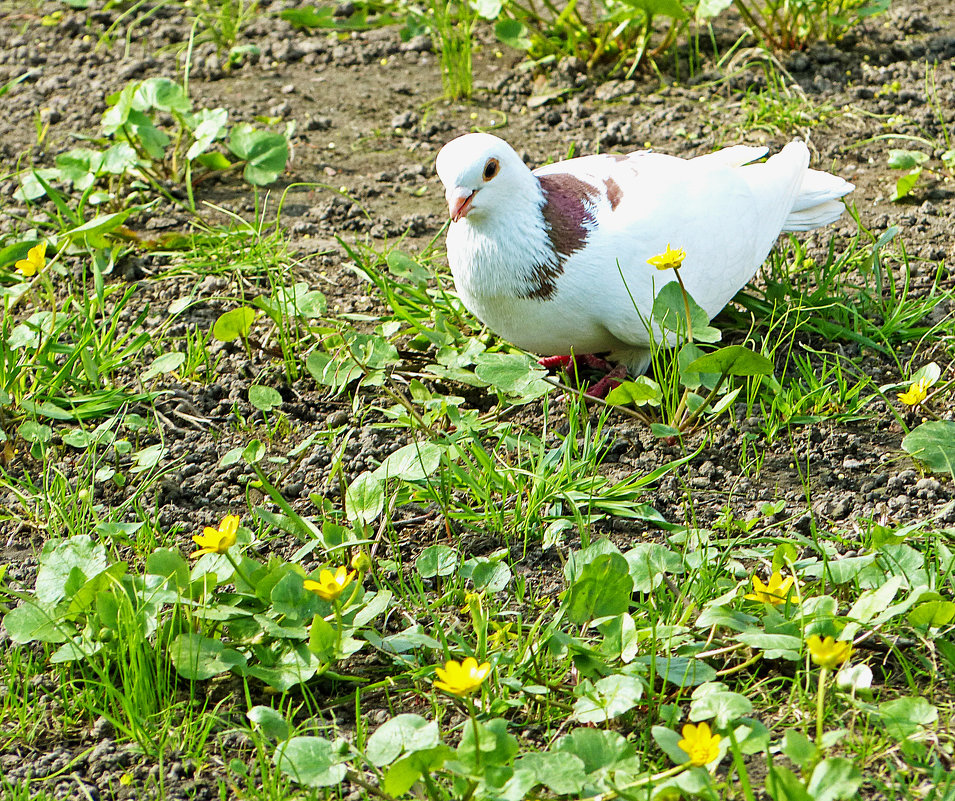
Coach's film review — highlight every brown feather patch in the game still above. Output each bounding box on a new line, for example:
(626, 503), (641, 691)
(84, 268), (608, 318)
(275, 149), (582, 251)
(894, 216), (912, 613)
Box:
(604, 177), (623, 210)
(523, 264), (560, 300)
(520, 173), (600, 300)
(538, 173), (599, 258)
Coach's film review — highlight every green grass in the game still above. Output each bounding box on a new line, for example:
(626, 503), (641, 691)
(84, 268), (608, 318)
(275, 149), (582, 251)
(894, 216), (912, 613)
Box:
(2, 196), (953, 796)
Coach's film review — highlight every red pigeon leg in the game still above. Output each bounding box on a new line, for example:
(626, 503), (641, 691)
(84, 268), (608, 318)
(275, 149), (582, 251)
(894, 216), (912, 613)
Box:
(538, 354), (627, 397)
(585, 364), (628, 399)
(576, 354), (616, 373)
(538, 355), (574, 369)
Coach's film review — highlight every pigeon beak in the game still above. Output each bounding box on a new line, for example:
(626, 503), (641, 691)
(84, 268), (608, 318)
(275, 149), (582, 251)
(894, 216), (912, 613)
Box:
(448, 187), (477, 222)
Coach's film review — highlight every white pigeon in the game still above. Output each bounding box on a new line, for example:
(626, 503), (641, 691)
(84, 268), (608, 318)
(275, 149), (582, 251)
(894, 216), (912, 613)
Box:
(435, 133), (854, 375)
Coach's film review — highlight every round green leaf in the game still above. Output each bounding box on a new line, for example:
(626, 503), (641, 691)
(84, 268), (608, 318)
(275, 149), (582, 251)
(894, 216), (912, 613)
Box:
(689, 686), (754, 728)
(908, 600), (955, 627)
(878, 696), (938, 741)
(564, 553), (634, 625)
(248, 385), (283, 412)
(366, 714), (441, 767)
(415, 544), (458, 578)
(887, 149), (929, 170)
(274, 736), (348, 787)
(135, 77), (191, 113)
(473, 0), (502, 18)
(212, 307), (256, 342)
(605, 377), (662, 407)
(473, 352), (549, 395)
(169, 633), (247, 680)
(18, 421), (52, 444)
(807, 757), (863, 801)
(495, 18), (531, 49)
(62, 429), (93, 449)
(36, 536), (107, 605)
(686, 345), (773, 376)
(514, 752), (586, 794)
(248, 706), (290, 741)
(902, 421), (955, 476)
(344, 471), (384, 526)
(142, 351), (185, 381)
(573, 674), (644, 723)
(696, 0), (732, 18)
(228, 124), (289, 186)
(373, 441), (444, 482)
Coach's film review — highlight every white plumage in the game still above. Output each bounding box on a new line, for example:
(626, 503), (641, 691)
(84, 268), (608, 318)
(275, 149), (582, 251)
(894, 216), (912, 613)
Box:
(435, 133), (854, 373)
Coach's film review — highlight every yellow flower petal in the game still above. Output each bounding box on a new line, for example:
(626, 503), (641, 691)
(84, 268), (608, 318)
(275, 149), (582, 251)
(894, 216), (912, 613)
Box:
(897, 377), (929, 406)
(304, 565), (355, 602)
(15, 241), (46, 278)
(807, 634), (852, 668)
(744, 571), (797, 605)
(433, 656), (491, 696)
(676, 721), (722, 767)
(190, 514), (239, 558)
(647, 243), (687, 271)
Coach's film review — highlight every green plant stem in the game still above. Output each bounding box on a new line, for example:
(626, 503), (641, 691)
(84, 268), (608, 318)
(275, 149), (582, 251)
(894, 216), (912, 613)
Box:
(715, 652), (762, 678)
(344, 770), (391, 800)
(422, 771), (444, 801)
(671, 388), (691, 430)
(459, 779), (480, 801)
(223, 550), (255, 589)
(680, 372), (729, 432)
(39, 272), (57, 352)
(815, 667), (828, 747)
(249, 461), (322, 539)
(673, 267), (693, 344)
(598, 764), (687, 800)
(732, 0), (773, 46)
(333, 600), (344, 656)
(342, 572), (364, 610)
(465, 695), (481, 770)
(728, 726), (756, 801)
(541, 376), (653, 424)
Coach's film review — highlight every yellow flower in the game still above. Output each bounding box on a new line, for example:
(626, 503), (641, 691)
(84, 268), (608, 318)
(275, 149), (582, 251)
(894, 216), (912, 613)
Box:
(897, 377), (929, 406)
(191, 514), (240, 558)
(304, 566), (355, 602)
(15, 241), (46, 278)
(647, 244), (687, 271)
(744, 571), (797, 605)
(677, 721), (721, 767)
(433, 656), (491, 696)
(807, 635), (852, 669)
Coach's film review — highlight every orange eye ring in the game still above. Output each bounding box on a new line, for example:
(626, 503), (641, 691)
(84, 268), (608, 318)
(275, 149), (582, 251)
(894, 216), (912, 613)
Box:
(483, 158), (499, 181)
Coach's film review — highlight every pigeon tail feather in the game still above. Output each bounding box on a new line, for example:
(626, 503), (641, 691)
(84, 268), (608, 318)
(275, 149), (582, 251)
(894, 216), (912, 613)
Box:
(782, 168), (855, 232)
(692, 145), (768, 169)
(783, 199), (849, 231)
(736, 141), (811, 261)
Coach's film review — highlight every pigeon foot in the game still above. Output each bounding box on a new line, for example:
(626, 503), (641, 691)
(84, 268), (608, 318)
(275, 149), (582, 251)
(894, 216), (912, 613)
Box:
(584, 365), (627, 399)
(537, 354), (626, 398)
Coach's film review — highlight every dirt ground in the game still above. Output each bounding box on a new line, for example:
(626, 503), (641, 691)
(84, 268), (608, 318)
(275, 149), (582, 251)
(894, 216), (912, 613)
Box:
(1, 0), (954, 796)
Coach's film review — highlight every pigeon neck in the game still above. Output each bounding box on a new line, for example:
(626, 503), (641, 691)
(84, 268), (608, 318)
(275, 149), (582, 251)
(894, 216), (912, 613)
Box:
(448, 175), (556, 300)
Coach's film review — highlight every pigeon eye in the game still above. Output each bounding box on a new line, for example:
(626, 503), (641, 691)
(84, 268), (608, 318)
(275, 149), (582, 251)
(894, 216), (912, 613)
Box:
(483, 158), (500, 181)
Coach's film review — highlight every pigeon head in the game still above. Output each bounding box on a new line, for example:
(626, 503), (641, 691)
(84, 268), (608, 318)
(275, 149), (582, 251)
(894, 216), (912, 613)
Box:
(436, 133), (534, 224)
